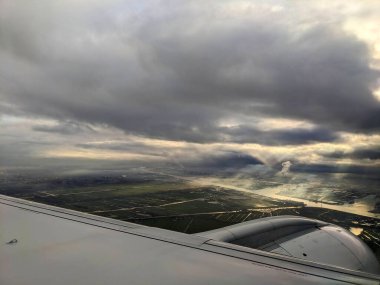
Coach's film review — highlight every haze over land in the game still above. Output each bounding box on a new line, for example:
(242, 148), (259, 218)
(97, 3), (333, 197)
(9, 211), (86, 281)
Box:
(0, 1), (380, 216)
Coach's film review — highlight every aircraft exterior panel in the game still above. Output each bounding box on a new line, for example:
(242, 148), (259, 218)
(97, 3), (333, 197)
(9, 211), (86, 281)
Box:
(0, 195), (379, 285)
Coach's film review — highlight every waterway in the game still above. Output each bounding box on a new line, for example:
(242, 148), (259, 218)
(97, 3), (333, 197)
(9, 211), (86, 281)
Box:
(146, 170), (380, 219)
(195, 177), (380, 219)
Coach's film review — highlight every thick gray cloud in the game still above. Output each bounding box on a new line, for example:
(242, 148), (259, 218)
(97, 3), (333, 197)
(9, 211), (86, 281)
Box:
(178, 151), (263, 174)
(219, 126), (339, 145)
(33, 122), (95, 135)
(322, 147), (380, 161)
(76, 141), (166, 157)
(292, 163), (380, 175)
(0, 0), (379, 146)
(349, 148), (380, 160)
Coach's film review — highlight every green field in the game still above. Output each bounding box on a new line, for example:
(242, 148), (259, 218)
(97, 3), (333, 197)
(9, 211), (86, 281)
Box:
(2, 175), (379, 261)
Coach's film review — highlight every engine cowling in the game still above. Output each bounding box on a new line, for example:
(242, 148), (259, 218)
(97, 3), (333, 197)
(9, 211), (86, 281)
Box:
(198, 215), (380, 275)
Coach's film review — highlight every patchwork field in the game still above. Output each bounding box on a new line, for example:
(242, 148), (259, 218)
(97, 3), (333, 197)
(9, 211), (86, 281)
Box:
(1, 171), (379, 261)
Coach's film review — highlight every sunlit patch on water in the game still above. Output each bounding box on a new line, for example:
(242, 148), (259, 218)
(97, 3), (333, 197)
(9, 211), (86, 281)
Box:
(350, 227), (363, 236)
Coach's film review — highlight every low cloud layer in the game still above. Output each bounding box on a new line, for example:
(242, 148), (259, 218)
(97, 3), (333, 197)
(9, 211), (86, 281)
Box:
(33, 121), (95, 135)
(0, 1), (379, 174)
(322, 147), (380, 161)
(183, 151), (262, 171)
(1, 1), (380, 144)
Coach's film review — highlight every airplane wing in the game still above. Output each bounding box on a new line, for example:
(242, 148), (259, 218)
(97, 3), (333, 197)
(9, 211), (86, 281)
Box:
(1, 194), (379, 285)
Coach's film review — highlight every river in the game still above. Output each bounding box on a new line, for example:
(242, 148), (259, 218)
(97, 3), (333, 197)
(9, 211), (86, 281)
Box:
(195, 177), (380, 219)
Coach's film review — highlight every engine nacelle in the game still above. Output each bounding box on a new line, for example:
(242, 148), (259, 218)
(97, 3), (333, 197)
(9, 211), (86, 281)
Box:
(198, 215), (380, 275)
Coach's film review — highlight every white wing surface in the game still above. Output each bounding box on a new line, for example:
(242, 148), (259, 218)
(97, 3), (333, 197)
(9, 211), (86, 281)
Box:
(1, 194), (379, 285)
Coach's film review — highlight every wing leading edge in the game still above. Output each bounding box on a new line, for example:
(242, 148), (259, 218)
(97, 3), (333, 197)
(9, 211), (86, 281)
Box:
(0, 194), (379, 285)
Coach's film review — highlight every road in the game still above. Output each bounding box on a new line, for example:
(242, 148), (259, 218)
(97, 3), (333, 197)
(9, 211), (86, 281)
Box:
(146, 169), (380, 219)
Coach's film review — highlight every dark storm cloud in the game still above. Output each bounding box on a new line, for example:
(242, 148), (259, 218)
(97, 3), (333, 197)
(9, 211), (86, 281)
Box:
(0, 139), (52, 166)
(322, 147), (380, 160)
(220, 126), (339, 145)
(77, 142), (147, 151)
(93, 123), (339, 145)
(0, 1), (379, 144)
(181, 151), (263, 173)
(350, 148), (380, 160)
(292, 163), (379, 175)
(33, 122), (95, 135)
(76, 141), (165, 157)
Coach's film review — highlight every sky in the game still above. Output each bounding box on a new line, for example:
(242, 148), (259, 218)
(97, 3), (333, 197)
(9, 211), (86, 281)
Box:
(0, 0), (379, 175)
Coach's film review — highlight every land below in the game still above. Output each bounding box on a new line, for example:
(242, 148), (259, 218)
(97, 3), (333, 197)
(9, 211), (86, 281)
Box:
(0, 168), (379, 261)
